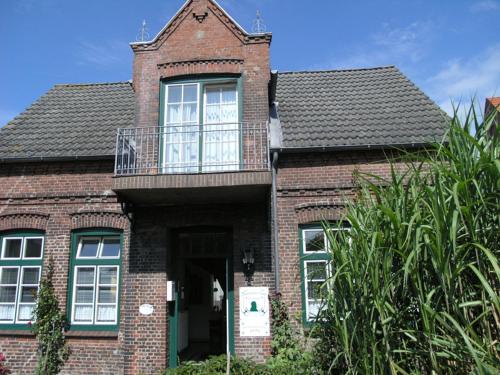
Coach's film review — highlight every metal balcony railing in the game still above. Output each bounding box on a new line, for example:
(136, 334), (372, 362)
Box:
(114, 123), (270, 175)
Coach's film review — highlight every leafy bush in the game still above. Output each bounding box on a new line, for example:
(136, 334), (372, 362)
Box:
(163, 355), (268, 375)
(31, 258), (70, 375)
(315, 108), (500, 373)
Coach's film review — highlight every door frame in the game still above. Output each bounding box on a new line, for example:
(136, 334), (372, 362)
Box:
(168, 230), (235, 368)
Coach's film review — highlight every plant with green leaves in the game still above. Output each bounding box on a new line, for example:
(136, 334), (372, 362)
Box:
(31, 258), (70, 375)
(314, 106), (499, 374)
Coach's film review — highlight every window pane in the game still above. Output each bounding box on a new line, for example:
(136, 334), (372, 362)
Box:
(205, 88), (220, 105)
(101, 238), (120, 257)
(183, 103), (198, 123)
(306, 262), (327, 280)
(304, 230), (325, 252)
(99, 267), (117, 285)
(1, 268), (18, 284)
(0, 286), (17, 302)
(167, 86), (182, 103)
(221, 87), (236, 103)
(183, 84), (198, 102)
(307, 281), (325, 300)
(167, 104), (182, 124)
(0, 305), (15, 321)
(22, 268), (40, 285)
(308, 300), (321, 320)
(75, 286), (94, 303)
(220, 103), (237, 122)
(76, 268), (95, 284)
(97, 306), (116, 322)
(98, 287), (117, 303)
(3, 239), (21, 258)
(205, 104), (220, 123)
(24, 238), (43, 258)
(74, 305), (93, 322)
(17, 305), (34, 321)
(79, 239), (99, 257)
(20, 286), (37, 303)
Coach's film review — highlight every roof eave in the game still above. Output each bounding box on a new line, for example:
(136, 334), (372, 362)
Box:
(271, 142), (439, 154)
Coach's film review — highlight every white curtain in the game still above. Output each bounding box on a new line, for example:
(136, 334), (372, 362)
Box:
(0, 305), (15, 321)
(18, 304), (34, 321)
(74, 305), (93, 322)
(203, 86), (239, 171)
(97, 305), (116, 322)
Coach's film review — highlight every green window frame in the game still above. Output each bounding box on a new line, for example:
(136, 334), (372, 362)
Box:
(299, 224), (349, 327)
(67, 229), (122, 331)
(159, 74), (244, 173)
(0, 231), (44, 329)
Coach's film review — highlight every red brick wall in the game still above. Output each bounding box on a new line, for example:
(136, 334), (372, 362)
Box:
(0, 161), (131, 374)
(275, 150), (404, 323)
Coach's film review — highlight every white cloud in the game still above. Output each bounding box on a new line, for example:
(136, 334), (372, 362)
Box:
(315, 21), (433, 70)
(470, 1), (500, 12)
(426, 44), (500, 115)
(76, 40), (130, 68)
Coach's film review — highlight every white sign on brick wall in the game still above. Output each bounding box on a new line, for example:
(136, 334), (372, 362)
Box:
(239, 287), (270, 337)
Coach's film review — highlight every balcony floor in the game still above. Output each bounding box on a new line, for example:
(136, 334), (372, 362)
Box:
(112, 171), (272, 205)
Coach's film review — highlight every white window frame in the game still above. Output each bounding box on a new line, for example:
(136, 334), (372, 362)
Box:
(302, 228), (328, 254)
(0, 266), (20, 323)
(163, 83), (201, 173)
(15, 266), (41, 324)
(71, 265), (120, 325)
(76, 236), (121, 260)
(94, 265), (119, 325)
(304, 260), (330, 321)
(1, 236), (44, 260)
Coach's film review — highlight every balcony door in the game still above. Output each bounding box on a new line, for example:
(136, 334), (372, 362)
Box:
(163, 82), (239, 174)
(203, 85), (239, 172)
(164, 83), (200, 173)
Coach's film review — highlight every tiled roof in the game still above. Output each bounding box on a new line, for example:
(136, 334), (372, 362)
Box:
(0, 82), (135, 161)
(274, 66), (449, 149)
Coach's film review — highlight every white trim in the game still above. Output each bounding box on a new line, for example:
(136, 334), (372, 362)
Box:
(303, 260), (330, 321)
(302, 228), (327, 254)
(0, 266), (20, 323)
(76, 236), (121, 259)
(15, 266), (41, 324)
(71, 265), (97, 325)
(22, 237), (44, 260)
(1, 237), (23, 260)
(94, 266), (119, 325)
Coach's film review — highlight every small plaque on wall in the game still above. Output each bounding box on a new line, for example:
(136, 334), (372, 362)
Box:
(239, 287), (270, 337)
(139, 304), (154, 316)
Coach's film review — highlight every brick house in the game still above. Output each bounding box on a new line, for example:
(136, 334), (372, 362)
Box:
(0, 0), (447, 373)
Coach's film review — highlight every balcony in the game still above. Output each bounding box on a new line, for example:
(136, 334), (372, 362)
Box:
(112, 123), (271, 205)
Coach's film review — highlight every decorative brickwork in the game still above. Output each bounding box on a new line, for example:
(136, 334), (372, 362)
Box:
(0, 212), (49, 232)
(70, 211), (128, 230)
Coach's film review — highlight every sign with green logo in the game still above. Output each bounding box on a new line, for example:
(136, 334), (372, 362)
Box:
(239, 287), (270, 337)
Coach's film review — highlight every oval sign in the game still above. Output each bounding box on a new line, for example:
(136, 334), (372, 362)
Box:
(139, 304), (154, 316)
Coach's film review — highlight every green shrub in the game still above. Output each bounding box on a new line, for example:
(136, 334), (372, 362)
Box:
(163, 355), (268, 375)
(315, 107), (500, 373)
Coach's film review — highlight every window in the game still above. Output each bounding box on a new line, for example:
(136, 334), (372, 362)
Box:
(0, 232), (44, 325)
(162, 78), (240, 173)
(68, 231), (122, 329)
(299, 225), (349, 325)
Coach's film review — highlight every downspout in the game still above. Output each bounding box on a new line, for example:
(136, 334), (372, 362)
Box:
(271, 150), (280, 293)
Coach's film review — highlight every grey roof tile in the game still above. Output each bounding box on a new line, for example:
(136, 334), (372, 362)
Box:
(0, 82), (135, 160)
(275, 66), (449, 148)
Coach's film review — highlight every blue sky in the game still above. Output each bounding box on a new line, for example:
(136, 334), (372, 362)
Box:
(1, 0), (499, 127)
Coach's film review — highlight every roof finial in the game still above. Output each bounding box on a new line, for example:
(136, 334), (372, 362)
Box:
(136, 20), (150, 42)
(252, 10), (266, 33)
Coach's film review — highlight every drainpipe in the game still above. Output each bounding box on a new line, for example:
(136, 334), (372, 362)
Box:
(271, 151), (280, 293)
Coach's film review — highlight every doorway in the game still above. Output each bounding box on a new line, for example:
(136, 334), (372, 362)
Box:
(168, 228), (234, 367)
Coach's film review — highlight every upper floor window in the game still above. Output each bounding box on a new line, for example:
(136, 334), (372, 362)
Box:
(163, 78), (240, 173)
(68, 230), (122, 329)
(0, 232), (44, 325)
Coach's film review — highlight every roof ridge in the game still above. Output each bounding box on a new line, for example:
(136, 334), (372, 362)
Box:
(276, 65), (396, 75)
(54, 81), (132, 87)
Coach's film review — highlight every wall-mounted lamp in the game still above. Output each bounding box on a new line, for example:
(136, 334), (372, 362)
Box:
(242, 247), (255, 286)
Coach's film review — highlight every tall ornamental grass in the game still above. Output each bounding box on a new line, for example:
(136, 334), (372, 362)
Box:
(315, 107), (499, 374)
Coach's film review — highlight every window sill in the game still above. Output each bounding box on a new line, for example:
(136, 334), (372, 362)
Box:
(64, 330), (118, 339)
(0, 329), (35, 337)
